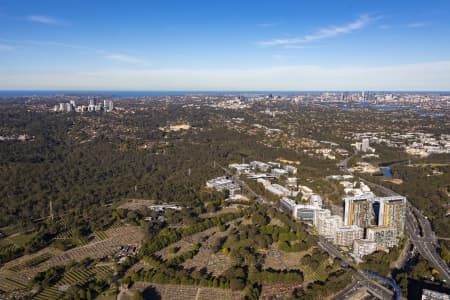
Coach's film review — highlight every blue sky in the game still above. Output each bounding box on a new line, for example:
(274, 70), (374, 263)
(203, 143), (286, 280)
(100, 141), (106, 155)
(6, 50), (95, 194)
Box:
(1, 0), (450, 90)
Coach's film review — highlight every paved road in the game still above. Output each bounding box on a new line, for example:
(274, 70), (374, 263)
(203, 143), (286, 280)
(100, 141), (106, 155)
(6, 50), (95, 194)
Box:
(340, 153), (450, 284)
(317, 237), (394, 300)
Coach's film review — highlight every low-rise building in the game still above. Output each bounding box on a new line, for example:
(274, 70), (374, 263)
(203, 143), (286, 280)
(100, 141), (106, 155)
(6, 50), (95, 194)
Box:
(284, 165), (298, 175)
(228, 163), (251, 174)
(353, 239), (378, 259)
(280, 197), (297, 214)
(294, 205), (322, 221)
(309, 194), (323, 208)
(250, 161), (271, 172)
(287, 177), (298, 188)
(148, 204), (182, 212)
(280, 197), (321, 221)
(271, 168), (289, 177)
(421, 289), (450, 300)
(206, 176), (240, 195)
(266, 184), (292, 197)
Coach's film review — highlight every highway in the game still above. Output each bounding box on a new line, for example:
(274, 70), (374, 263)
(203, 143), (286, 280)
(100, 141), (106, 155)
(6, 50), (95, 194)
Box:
(217, 162), (395, 300)
(339, 153), (450, 284)
(318, 237), (394, 300)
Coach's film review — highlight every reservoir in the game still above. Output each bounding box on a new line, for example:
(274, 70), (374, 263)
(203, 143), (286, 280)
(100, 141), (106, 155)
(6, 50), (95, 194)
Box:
(379, 166), (393, 177)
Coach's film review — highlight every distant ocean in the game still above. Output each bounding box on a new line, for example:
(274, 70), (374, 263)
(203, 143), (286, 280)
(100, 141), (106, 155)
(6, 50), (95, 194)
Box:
(0, 90), (449, 98)
(0, 90), (307, 98)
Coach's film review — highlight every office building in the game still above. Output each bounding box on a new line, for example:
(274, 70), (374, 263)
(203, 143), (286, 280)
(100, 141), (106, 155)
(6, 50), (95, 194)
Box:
(309, 194), (323, 208)
(250, 161), (271, 172)
(317, 215), (343, 239)
(280, 197), (297, 214)
(366, 226), (399, 248)
(271, 168), (288, 177)
(421, 289), (450, 300)
(287, 177), (298, 188)
(284, 165), (298, 175)
(313, 209), (331, 227)
(266, 184), (291, 197)
(294, 205), (322, 221)
(65, 102), (73, 112)
(353, 239), (378, 259)
(334, 225), (364, 247)
(108, 100), (114, 111)
(206, 177), (240, 195)
(378, 196), (407, 236)
(344, 195), (375, 228)
(361, 138), (370, 152)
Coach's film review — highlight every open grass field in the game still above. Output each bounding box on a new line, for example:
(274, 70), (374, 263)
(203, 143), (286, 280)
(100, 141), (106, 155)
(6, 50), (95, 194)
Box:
(117, 199), (156, 211)
(0, 232), (35, 248)
(263, 244), (312, 270)
(199, 206), (241, 219)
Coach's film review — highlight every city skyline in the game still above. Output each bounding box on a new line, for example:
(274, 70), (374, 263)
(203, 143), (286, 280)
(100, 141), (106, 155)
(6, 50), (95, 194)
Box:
(1, 0), (450, 90)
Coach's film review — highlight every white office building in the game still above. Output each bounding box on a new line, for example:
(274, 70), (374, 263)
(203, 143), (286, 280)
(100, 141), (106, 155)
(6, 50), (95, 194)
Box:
(334, 225), (364, 247)
(206, 177), (240, 195)
(313, 209), (331, 227)
(317, 215), (343, 239)
(271, 168), (288, 177)
(422, 289), (450, 300)
(266, 184), (291, 197)
(309, 194), (323, 208)
(284, 165), (298, 175)
(353, 239), (378, 259)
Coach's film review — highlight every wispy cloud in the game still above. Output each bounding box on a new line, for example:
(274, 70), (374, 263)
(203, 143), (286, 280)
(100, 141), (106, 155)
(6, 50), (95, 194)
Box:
(257, 22), (281, 28)
(379, 24), (390, 30)
(27, 15), (65, 25)
(0, 37), (144, 65)
(0, 44), (14, 51)
(258, 14), (377, 47)
(408, 22), (427, 28)
(283, 45), (317, 49)
(105, 54), (143, 64)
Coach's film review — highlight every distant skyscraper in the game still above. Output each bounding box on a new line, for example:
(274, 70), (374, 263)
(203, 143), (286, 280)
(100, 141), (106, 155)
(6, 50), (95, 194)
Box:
(108, 100), (114, 111)
(361, 138), (370, 152)
(65, 102), (73, 112)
